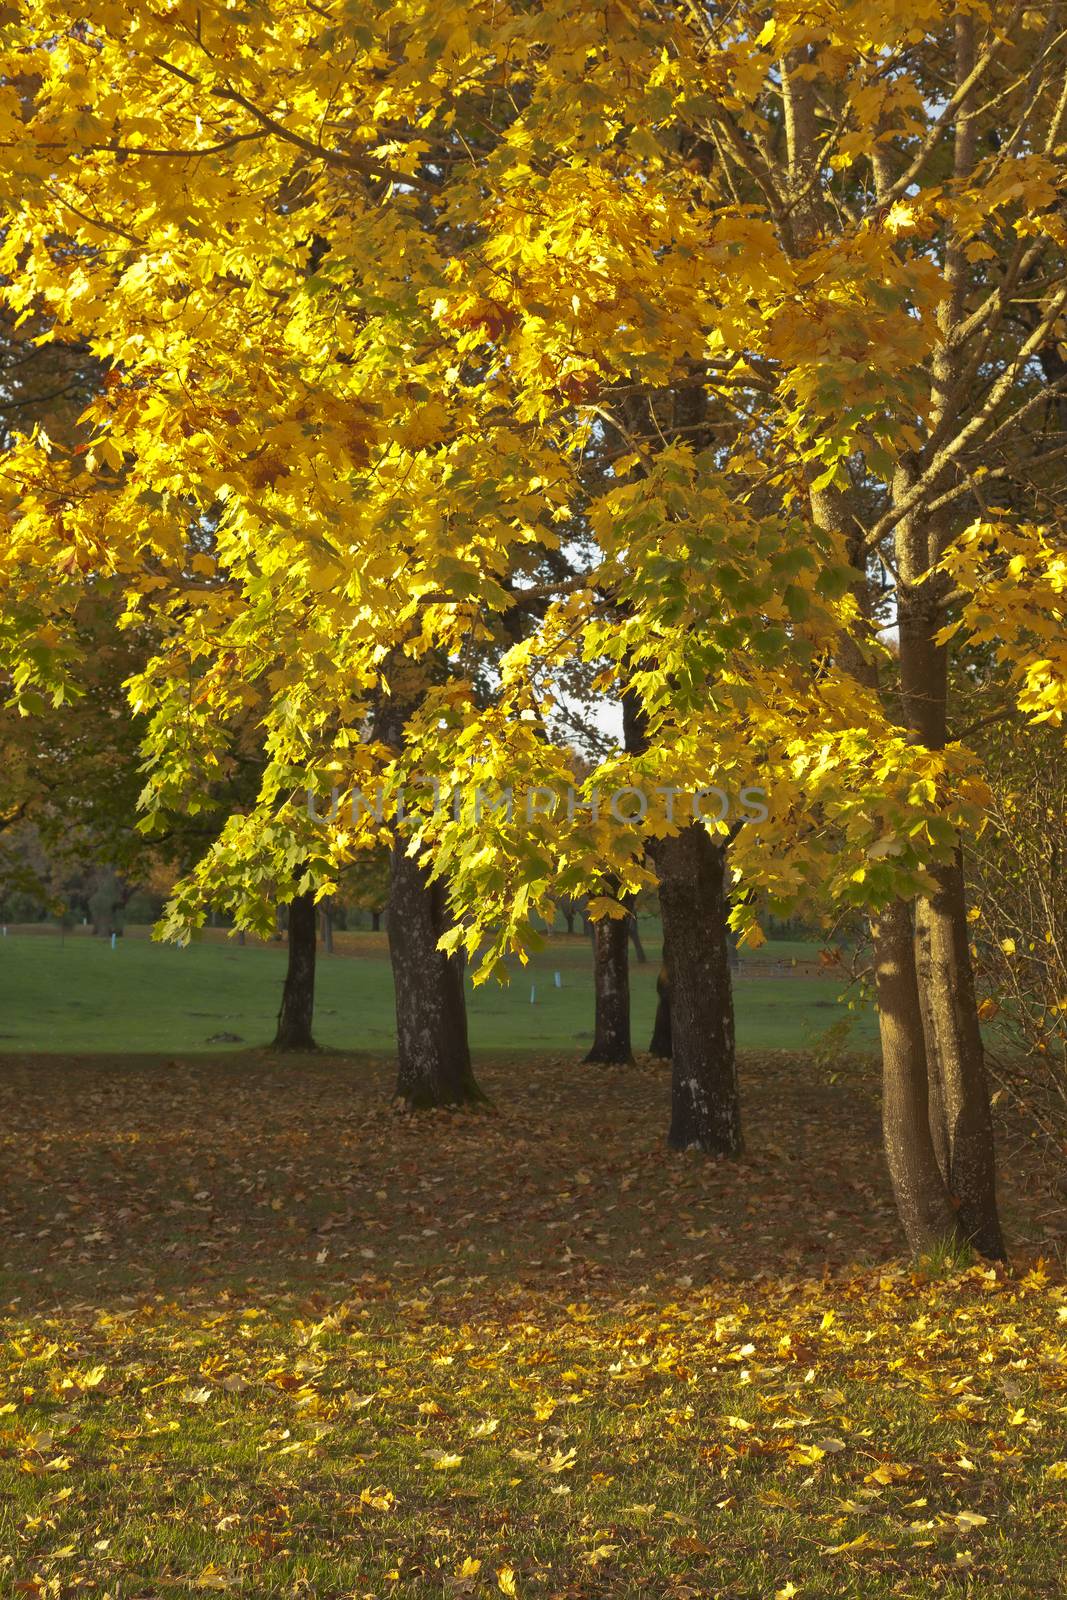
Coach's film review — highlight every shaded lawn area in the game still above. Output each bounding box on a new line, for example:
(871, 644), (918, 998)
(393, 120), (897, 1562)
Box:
(0, 932), (877, 1055)
(0, 1048), (1063, 1598)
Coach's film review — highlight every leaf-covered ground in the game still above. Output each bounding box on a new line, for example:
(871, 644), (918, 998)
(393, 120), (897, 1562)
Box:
(0, 1050), (1064, 1598)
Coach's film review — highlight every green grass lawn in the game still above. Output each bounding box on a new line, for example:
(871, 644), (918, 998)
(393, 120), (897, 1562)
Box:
(0, 932), (876, 1056)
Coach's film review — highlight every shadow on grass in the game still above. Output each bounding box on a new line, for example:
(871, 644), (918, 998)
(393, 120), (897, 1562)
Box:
(0, 1047), (1053, 1319)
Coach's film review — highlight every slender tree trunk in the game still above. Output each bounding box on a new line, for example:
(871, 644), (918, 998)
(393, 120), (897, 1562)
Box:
(273, 889), (317, 1051)
(584, 905), (632, 1064)
(892, 13), (1003, 1260)
(371, 908), (382, 933)
(872, 899), (962, 1255)
(915, 854), (1005, 1257)
(655, 826), (741, 1154)
(387, 843), (485, 1109)
(649, 957), (672, 1058)
(628, 912), (647, 964)
(898, 594), (1006, 1259)
(320, 898), (334, 955)
(790, 21), (1003, 1258)
(915, 909), (951, 1182)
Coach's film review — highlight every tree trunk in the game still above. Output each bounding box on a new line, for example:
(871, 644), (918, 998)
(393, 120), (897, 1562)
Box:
(784, 4), (1001, 1260)
(387, 843), (485, 1109)
(897, 592), (1006, 1260)
(584, 905), (632, 1064)
(872, 898), (962, 1255)
(655, 826), (741, 1155)
(915, 854), (1005, 1257)
(320, 898), (334, 955)
(915, 908), (951, 1183)
(273, 889), (317, 1051)
(649, 960), (672, 1058)
(628, 912), (647, 964)
(371, 908), (382, 933)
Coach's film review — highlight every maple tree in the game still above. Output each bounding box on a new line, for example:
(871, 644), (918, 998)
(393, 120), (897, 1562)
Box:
(0, 3), (1065, 1251)
(414, 0), (1067, 1243)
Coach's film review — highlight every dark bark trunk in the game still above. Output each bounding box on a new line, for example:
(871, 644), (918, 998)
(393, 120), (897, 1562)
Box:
(387, 844), (485, 1109)
(320, 899), (334, 955)
(915, 854), (1005, 1257)
(584, 905), (633, 1064)
(649, 960), (672, 1058)
(628, 913), (647, 964)
(654, 826), (741, 1155)
(872, 899), (962, 1255)
(371, 908), (382, 933)
(273, 890), (317, 1051)
(563, 905), (577, 935)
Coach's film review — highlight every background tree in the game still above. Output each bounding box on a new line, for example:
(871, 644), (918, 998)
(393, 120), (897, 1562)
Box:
(968, 717), (1066, 1153)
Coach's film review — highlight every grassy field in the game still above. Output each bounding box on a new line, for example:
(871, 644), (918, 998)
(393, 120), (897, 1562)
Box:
(0, 931), (877, 1056)
(0, 1049), (1062, 1598)
(2, 934), (1059, 1599)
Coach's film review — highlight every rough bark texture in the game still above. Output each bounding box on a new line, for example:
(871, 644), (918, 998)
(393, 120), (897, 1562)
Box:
(655, 826), (741, 1155)
(273, 889), (317, 1051)
(872, 899), (962, 1255)
(584, 908), (633, 1064)
(388, 844), (484, 1109)
(897, 593), (1005, 1259)
(649, 961), (672, 1058)
(915, 855), (1005, 1257)
(915, 909), (952, 1184)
